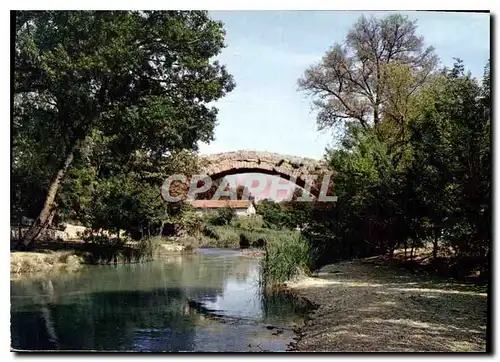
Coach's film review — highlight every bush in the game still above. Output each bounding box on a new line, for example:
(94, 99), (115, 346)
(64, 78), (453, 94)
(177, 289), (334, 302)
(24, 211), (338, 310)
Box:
(260, 231), (310, 287)
(199, 225), (286, 249)
(82, 237), (161, 265)
(200, 225), (240, 248)
(178, 211), (204, 237)
(208, 207), (236, 226)
(232, 215), (264, 230)
(202, 225), (219, 240)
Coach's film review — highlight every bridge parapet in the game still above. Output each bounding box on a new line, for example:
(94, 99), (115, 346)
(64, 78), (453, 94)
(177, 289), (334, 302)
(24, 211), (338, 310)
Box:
(198, 150), (332, 197)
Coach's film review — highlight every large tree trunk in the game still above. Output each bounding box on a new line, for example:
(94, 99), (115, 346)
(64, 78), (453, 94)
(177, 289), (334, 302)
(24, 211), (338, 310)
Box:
(46, 206), (56, 227)
(17, 140), (79, 249)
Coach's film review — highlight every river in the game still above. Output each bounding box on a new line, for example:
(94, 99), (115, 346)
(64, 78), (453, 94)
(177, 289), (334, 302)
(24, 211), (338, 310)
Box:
(10, 249), (311, 352)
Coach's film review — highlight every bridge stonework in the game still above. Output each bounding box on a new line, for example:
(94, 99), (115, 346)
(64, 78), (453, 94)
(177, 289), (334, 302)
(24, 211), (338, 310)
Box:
(198, 150), (331, 197)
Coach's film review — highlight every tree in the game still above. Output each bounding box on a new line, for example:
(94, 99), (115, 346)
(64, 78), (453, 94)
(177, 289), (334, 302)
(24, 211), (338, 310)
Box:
(58, 135), (201, 239)
(305, 58), (491, 276)
(14, 11), (235, 247)
(407, 59), (491, 262)
(209, 207), (235, 226)
(298, 14), (437, 132)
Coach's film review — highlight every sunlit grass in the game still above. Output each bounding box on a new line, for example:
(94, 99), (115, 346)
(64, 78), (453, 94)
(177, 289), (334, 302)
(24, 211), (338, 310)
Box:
(11, 251), (83, 275)
(260, 231), (311, 287)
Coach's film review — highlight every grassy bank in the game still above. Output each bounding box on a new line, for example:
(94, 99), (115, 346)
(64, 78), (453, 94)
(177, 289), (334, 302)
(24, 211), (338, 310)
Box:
(10, 236), (193, 277)
(11, 251), (84, 276)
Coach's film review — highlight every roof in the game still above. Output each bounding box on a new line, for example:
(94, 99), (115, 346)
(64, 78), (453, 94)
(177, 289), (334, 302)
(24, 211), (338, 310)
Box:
(189, 200), (254, 209)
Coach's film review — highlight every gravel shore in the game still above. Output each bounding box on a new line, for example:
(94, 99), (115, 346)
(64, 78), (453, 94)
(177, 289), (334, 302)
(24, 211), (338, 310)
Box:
(287, 260), (488, 352)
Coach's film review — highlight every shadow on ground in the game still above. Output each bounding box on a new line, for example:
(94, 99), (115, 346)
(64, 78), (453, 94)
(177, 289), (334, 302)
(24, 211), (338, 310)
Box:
(289, 261), (488, 352)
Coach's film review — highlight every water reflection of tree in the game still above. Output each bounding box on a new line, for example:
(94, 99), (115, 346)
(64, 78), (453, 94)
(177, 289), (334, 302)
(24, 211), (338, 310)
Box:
(11, 253), (247, 351)
(12, 283), (212, 351)
(11, 279), (61, 351)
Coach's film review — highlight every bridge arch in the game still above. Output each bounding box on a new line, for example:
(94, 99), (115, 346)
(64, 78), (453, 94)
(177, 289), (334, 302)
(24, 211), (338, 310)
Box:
(198, 150), (330, 198)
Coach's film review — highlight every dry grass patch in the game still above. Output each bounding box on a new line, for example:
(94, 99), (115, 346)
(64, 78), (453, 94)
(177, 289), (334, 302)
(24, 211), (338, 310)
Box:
(11, 251), (83, 276)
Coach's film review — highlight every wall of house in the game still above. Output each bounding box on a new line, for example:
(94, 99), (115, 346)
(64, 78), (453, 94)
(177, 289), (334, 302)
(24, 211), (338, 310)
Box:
(235, 209), (248, 217)
(247, 204), (256, 216)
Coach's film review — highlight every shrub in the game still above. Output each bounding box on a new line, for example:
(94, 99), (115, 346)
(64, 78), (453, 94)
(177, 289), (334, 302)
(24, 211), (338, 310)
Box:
(178, 211), (204, 237)
(214, 225), (240, 248)
(232, 215), (264, 230)
(208, 207), (236, 226)
(202, 225), (219, 240)
(199, 225), (240, 248)
(81, 237), (161, 265)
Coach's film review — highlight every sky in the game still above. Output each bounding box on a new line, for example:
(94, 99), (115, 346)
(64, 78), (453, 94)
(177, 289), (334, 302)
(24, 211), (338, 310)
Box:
(196, 11), (490, 200)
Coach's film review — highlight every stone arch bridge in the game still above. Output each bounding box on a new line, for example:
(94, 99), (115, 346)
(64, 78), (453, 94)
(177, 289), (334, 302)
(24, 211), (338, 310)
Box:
(198, 150), (332, 198)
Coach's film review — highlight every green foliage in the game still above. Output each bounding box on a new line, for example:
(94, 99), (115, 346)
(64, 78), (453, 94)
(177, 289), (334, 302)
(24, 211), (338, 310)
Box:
(200, 225), (279, 249)
(174, 210), (204, 237)
(81, 237), (162, 265)
(15, 11), (234, 153)
(201, 225), (239, 248)
(260, 231), (310, 286)
(255, 200), (285, 228)
(302, 58), (491, 277)
(232, 215), (265, 230)
(255, 199), (312, 230)
(13, 10), (235, 245)
(207, 207), (236, 226)
(202, 224), (219, 240)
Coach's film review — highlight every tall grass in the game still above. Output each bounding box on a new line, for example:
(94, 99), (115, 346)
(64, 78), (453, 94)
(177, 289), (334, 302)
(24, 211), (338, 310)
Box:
(260, 231), (311, 288)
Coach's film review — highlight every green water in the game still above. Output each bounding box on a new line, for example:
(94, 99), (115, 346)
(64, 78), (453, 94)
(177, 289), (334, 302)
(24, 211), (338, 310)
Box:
(10, 249), (311, 352)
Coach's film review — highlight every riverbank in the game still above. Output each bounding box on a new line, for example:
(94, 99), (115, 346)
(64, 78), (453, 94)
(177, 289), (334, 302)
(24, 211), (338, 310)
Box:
(287, 260), (488, 352)
(11, 251), (84, 276)
(10, 240), (190, 277)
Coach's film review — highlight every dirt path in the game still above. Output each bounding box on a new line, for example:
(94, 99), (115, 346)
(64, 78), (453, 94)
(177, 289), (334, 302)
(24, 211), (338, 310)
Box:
(287, 260), (488, 352)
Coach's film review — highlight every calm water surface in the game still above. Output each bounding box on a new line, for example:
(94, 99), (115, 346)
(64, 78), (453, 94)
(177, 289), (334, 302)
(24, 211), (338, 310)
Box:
(11, 249), (311, 352)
